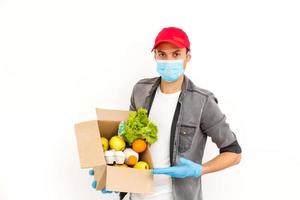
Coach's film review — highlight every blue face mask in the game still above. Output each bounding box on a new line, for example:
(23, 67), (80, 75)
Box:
(156, 59), (185, 82)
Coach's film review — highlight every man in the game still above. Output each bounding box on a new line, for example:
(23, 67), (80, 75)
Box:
(89, 27), (242, 200)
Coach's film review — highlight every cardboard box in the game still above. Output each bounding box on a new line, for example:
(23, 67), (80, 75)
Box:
(74, 108), (154, 193)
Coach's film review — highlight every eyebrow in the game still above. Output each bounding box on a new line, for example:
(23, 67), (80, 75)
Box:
(157, 49), (181, 54)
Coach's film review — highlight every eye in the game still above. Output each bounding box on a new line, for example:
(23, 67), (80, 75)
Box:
(173, 52), (181, 57)
(158, 52), (165, 57)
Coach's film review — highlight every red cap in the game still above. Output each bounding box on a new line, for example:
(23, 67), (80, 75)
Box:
(151, 27), (190, 52)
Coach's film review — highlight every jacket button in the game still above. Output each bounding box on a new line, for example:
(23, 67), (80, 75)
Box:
(183, 131), (187, 135)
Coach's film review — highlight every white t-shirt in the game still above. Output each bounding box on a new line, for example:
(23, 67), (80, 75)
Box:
(130, 85), (181, 200)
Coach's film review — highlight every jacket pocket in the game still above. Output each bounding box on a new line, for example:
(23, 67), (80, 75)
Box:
(178, 125), (196, 153)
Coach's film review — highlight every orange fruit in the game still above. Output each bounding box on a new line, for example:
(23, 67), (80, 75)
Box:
(126, 155), (138, 166)
(132, 139), (147, 153)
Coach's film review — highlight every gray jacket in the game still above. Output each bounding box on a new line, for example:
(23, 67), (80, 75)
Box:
(120, 75), (241, 200)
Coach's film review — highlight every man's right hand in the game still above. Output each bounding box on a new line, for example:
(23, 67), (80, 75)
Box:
(89, 169), (117, 194)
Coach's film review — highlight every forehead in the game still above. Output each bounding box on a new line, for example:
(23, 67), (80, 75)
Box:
(155, 42), (185, 52)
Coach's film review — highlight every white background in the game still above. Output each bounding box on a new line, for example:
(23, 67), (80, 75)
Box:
(0, 0), (299, 200)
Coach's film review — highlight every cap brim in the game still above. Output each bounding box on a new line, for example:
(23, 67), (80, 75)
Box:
(151, 39), (186, 52)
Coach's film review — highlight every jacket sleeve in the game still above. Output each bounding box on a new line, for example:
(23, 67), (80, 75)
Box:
(219, 139), (242, 154)
(200, 94), (241, 153)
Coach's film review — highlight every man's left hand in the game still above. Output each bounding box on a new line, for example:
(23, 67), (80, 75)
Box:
(152, 157), (202, 178)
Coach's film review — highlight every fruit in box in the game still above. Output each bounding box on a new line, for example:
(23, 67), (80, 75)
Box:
(132, 139), (147, 153)
(134, 161), (150, 170)
(101, 137), (109, 151)
(123, 148), (139, 166)
(109, 136), (126, 151)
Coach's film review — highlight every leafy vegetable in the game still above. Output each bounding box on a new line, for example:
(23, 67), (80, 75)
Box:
(121, 108), (158, 145)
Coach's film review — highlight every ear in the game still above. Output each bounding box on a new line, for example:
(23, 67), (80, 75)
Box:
(186, 52), (191, 62)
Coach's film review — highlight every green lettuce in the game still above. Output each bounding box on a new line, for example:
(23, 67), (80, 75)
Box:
(122, 108), (158, 145)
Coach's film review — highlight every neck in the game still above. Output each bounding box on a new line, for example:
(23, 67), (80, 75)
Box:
(160, 75), (184, 94)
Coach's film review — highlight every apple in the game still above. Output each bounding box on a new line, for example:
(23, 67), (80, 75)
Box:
(109, 136), (126, 151)
(101, 137), (109, 151)
(134, 161), (149, 170)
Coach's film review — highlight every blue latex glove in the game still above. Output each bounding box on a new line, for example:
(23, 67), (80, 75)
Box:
(89, 169), (118, 194)
(152, 157), (202, 178)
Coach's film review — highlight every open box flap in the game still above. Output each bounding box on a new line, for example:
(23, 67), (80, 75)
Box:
(94, 165), (107, 190)
(74, 120), (106, 168)
(96, 108), (132, 121)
